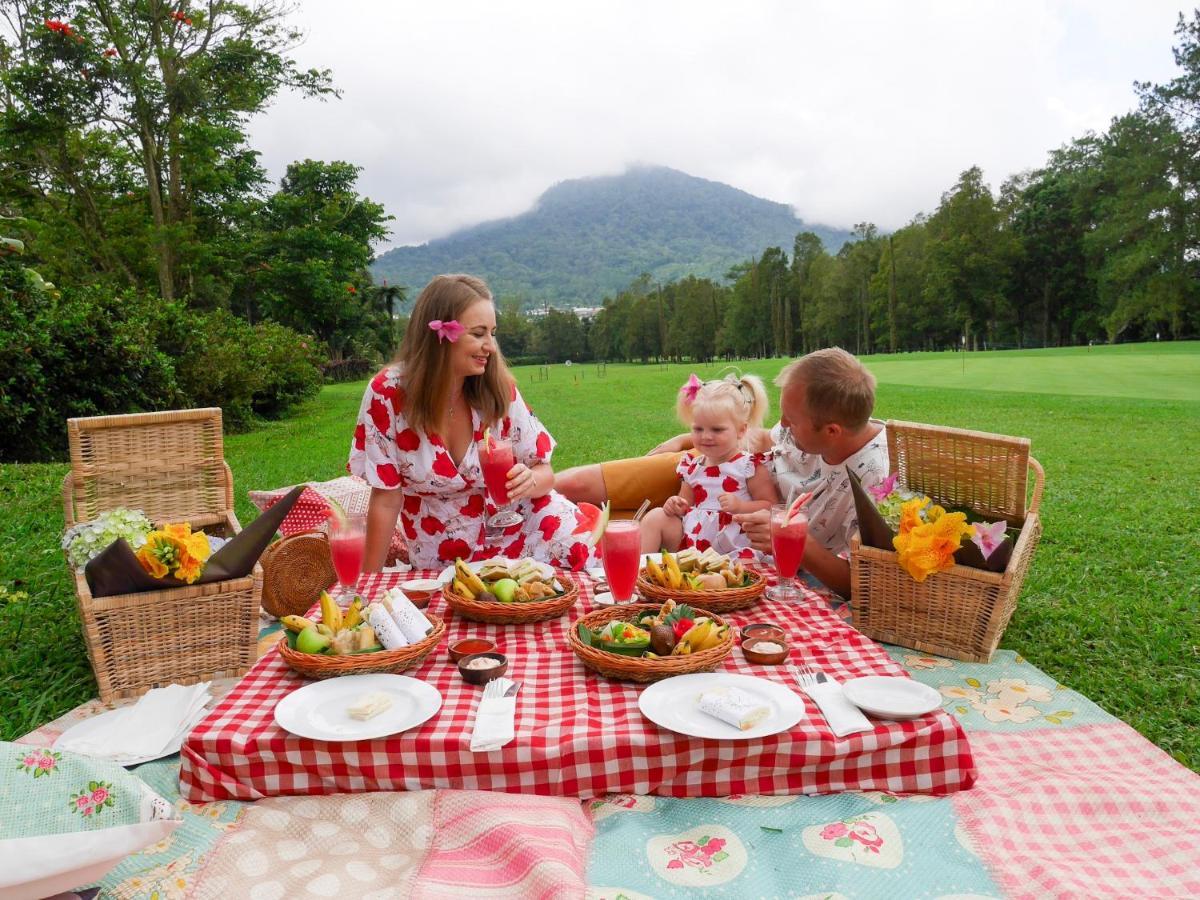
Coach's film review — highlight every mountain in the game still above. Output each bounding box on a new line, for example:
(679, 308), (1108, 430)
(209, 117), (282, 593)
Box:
(370, 166), (852, 305)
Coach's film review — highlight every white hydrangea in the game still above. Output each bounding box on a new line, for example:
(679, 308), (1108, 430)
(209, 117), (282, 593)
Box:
(62, 508), (153, 569)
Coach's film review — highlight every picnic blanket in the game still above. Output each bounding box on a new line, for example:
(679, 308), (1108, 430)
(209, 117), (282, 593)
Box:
(19, 638), (1200, 897)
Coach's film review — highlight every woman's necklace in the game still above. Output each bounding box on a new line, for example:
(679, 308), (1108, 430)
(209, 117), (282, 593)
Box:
(448, 390), (464, 419)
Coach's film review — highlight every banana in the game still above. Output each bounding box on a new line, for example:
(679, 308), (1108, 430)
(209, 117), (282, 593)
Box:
(318, 591), (342, 632)
(664, 552), (683, 589)
(696, 624), (729, 652)
(452, 577), (473, 599)
(679, 618), (712, 648)
(280, 615), (315, 633)
(315, 623), (334, 638)
(645, 557), (666, 587)
(342, 597), (363, 631)
(671, 639), (692, 656)
(455, 559), (488, 597)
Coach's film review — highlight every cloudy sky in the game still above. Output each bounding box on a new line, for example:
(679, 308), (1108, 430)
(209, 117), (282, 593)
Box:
(249, 1), (1188, 248)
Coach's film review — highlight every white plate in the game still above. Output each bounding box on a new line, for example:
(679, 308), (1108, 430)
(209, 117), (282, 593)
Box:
(436, 557), (555, 585)
(54, 704), (209, 766)
(842, 676), (942, 720)
(638, 673), (807, 741)
(274, 674), (442, 741)
(400, 578), (442, 593)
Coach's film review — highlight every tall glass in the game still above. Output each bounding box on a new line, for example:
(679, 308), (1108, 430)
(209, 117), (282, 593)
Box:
(329, 514), (366, 603)
(480, 437), (521, 530)
(601, 520), (642, 603)
(767, 505), (808, 602)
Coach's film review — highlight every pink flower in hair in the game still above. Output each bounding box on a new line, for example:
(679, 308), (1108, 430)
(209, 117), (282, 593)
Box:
(680, 373), (703, 404)
(428, 319), (466, 343)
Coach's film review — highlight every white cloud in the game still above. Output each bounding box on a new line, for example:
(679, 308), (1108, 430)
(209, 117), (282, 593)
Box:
(249, 0), (1187, 247)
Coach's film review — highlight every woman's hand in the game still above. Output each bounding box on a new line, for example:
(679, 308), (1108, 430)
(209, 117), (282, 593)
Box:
(663, 495), (690, 518)
(646, 433), (690, 456)
(504, 463), (539, 501)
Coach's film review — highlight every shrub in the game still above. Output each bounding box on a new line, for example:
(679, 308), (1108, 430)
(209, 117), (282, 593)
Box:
(323, 358), (377, 383)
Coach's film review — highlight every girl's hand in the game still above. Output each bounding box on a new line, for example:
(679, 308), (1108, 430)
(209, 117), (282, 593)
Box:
(663, 495), (690, 518)
(718, 493), (742, 514)
(505, 463), (538, 501)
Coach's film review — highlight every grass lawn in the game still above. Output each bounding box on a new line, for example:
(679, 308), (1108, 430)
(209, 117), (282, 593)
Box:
(2, 343), (1198, 770)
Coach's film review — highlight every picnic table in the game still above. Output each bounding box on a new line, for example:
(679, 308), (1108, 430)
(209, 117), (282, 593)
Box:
(180, 571), (976, 802)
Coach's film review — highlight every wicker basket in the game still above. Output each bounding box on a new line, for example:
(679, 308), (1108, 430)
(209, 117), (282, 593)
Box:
(277, 613), (446, 679)
(567, 604), (734, 682)
(848, 420), (1046, 663)
(61, 408), (261, 701)
(440, 579), (579, 624)
(260, 531), (337, 619)
(635, 569), (766, 613)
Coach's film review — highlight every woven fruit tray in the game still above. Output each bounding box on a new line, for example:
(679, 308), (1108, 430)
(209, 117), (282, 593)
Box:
(635, 568), (766, 613)
(567, 604), (733, 683)
(277, 613), (446, 679)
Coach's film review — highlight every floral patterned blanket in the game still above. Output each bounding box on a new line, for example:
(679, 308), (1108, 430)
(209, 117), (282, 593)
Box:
(19, 639), (1200, 898)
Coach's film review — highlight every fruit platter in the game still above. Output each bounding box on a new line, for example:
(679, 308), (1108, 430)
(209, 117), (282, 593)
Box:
(441, 557), (580, 624)
(277, 590), (445, 679)
(567, 599), (734, 683)
(636, 548), (767, 612)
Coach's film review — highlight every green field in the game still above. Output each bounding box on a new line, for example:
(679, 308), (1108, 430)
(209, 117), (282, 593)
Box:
(2, 343), (1198, 769)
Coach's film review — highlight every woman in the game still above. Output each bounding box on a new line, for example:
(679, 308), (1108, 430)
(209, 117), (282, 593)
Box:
(349, 274), (597, 572)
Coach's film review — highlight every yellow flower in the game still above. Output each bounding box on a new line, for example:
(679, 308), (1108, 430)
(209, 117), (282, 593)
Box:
(183, 530), (211, 563)
(136, 544), (169, 578)
(163, 522), (192, 542)
(135, 524), (210, 582)
(898, 498), (927, 533)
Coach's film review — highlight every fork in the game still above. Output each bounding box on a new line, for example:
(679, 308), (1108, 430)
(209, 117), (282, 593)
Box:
(483, 678), (520, 700)
(789, 663), (819, 692)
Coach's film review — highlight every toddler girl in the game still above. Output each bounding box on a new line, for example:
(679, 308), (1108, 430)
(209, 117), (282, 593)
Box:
(639, 372), (779, 558)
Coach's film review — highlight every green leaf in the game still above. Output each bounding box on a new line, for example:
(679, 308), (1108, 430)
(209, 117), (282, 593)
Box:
(834, 837), (853, 848)
(577, 623), (594, 646)
(1045, 715), (1061, 724)
(956, 705), (969, 714)
(712, 851), (729, 862)
(1054, 710), (1075, 718)
(760, 825), (783, 833)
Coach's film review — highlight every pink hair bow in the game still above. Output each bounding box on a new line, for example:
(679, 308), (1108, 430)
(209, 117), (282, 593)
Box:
(428, 319), (465, 343)
(680, 373), (703, 404)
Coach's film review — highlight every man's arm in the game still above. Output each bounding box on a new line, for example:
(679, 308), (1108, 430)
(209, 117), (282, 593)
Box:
(733, 508), (853, 598)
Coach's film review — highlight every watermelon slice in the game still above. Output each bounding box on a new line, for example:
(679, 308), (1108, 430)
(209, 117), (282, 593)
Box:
(326, 496), (350, 528)
(574, 501), (610, 547)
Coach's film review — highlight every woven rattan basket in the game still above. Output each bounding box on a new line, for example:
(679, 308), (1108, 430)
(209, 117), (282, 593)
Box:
(260, 531), (337, 619)
(441, 579), (579, 624)
(568, 604), (733, 682)
(61, 408), (261, 701)
(848, 420), (1045, 663)
(635, 569), (766, 613)
(277, 613), (446, 679)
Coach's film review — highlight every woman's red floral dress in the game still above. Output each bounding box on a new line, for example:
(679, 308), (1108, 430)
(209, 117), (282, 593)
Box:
(348, 367), (598, 571)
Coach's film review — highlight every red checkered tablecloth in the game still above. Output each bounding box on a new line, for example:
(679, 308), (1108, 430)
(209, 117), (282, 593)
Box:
(180, 572), (976, 802)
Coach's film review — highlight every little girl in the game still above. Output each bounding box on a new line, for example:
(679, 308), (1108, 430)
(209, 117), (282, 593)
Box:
(639, 372), (779, 558)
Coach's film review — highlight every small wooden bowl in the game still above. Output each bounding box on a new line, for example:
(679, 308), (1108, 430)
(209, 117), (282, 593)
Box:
(449, 638), (497, 663)
(458, 652), (509, 685)
(740, 623), (787, 644)
(741, 638), (789, 665)
(400, 578), (441, 610)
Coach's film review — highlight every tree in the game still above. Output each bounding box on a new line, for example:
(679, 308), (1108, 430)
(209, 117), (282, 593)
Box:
(238, 160), (391, 359)
(0, 0), (333, 303)
(532, 308), (587, 363)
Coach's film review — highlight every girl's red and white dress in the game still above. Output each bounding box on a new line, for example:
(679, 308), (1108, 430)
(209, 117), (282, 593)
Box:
(348, 367), (598, 571)
(675, 451), (765, 560)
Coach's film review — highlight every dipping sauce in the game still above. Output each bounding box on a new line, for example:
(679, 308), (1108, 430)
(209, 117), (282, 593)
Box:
(750, 640), (786, 654)
(465, 657), (501, 671)
(741, 623), (787, 644)
(449, 638), (497, 662)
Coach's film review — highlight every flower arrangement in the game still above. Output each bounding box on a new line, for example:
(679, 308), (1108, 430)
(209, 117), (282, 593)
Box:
(62, 508), (153, 568)
(135, 523), (213, 584)
(867, 474), (1012, 582)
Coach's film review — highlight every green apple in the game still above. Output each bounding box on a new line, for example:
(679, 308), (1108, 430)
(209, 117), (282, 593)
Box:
(296, 626), (332, 654)
(491, 578), (519, 603)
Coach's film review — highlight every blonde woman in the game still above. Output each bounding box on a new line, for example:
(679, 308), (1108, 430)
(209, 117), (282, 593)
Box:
(349, 274), (597, 571)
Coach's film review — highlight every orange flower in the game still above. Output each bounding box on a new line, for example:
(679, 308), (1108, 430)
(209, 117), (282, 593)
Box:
(136, 544), (169, 578)
(898, 498), (927, 533)
(893, 508), (971, 581)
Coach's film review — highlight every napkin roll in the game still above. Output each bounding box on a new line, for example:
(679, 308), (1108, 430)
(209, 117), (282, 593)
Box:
(367, 603), (409, 650)
(805, 680), (873, 738)
(381, 589), (434, 643)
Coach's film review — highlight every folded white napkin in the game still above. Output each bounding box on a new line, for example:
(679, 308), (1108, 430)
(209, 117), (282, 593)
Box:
(804, 679), (874, 738)
(469, 678), (517, 752)
(57, 682), (210, 760)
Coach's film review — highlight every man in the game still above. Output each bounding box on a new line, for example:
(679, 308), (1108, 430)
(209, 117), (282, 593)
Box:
(555, 348), (888, 597)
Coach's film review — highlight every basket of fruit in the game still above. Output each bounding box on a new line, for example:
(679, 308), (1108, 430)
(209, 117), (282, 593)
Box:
(277, 591), (445, 679)
(636, 548), (766, 613)
(442, 557), (579, 624)
(567, 600), (733, 683)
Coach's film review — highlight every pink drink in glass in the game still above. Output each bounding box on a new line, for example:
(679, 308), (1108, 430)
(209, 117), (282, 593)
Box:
(768, 507), (808, 602)
(329, 514), (366, 600)
(480, 438), (515, 506)
(602, 520), (642, 602)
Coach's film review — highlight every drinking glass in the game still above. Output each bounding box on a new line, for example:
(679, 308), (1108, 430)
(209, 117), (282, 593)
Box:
(601, 520), (642, 603)
(480, 437), (522, 531)
(767, 504), (808, 602)
(328, 514), (366, 603)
